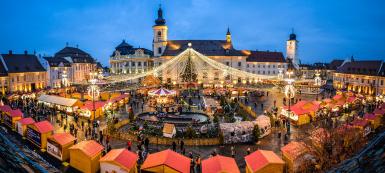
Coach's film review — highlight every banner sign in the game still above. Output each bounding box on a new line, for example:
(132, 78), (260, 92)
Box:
(26, 126), (41, 147)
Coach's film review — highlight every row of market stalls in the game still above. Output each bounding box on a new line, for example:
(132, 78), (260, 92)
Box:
(37, 93), (129, 120)
(280, 92), (363, 125)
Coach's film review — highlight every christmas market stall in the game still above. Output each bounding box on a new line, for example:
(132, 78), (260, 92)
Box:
(364, 113), (382, 130)
(281, 141), (312, 173)
(69, 140), (104, 173)
(351, 119), (371, 137)
(100, 149), (138, 173)
(78, 101), (106, 120)
(281, 101), (320, 125)
(38, 94), (82, 113)
(47, 133), (76, 161)
(26, 120), (54, 150)
(162, 123), (176, 138)
(105, 94), (129, 110)
(219, 119), (271, 144)
(202, 155), (240, 173)
(244, 150), (285, 173)
(17, 117), (35, 136)
(141, 149), (190, 173)
(3, 108), (23, 129)
(0, 105), (12, 122)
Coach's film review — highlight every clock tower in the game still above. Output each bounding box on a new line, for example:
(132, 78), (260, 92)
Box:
(286, 30), (298, 67)
(153, 5), (168, 57)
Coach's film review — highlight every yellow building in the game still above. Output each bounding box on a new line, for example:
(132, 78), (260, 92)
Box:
(0, 51), (47, 94)
(69, 140), (104, 173)
(244, 150), (284, 173)
(333, 60), (385, 95)
(26, 120), (54, 149)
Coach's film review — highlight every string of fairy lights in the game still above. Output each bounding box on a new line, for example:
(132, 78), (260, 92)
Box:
(105, 46), (277, 84)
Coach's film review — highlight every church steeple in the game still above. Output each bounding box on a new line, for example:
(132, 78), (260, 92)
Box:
(155, 5), (166, 26)
(226, 27), (231, 43)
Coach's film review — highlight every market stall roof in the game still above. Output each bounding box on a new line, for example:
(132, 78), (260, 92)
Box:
(100, 149), (138, 171)
(281, 141), (307, 161)
(10, 109), (23, 117)
(373, 108), (385, 115)
(38, 94), (79, 107)
(0, 105), (12, 113)
(49, 133), (76, 146)
(244, 150), (284, 172)
(162, 123), (175, 134)
(309, 128), (330, 146)
(108, 94), (129, 103)
(33, 121), (54, 133)
(202, 155), (240, 173)
(18, 117), (35, 125)
(347, 96), (357, 103)
(148, 88), (176, 96)
(81, 101), (106, 110)
(70, 140), (104, 158)
(141, 149), (190, 173)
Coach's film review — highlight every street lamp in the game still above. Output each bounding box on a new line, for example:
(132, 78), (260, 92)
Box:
(61, 70), (69, 98)
(88, 72), (100, 121)
(284, 69), (295, 134)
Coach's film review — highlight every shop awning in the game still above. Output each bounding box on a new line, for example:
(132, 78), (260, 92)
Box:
(202, 155), (240, 173)
(49, 133), (76, 146)
(33, 120), (54, 133)
(38, 94), (80, 107)
(18, 117), (35, 125)
(100, 149), (138, 171)
(244, 150), (284, 173)
(141, 149), (190, 173)
(69, 140), (104, 158)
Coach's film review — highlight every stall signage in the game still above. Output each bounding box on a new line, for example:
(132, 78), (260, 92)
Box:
(26, 127), (41, 147)
(47, 140), (62, 160)
(17, 122), (23, 135)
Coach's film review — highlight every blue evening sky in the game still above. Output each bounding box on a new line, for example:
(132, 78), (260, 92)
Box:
(1, 0), (384, 66)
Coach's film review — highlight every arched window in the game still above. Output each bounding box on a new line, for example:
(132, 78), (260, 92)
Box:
(157, 31), (162, 37)
(158, 47), (162, 54)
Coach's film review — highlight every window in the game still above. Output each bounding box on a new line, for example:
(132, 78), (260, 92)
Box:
(268, 65), (270, 68)
(263, 65), (265, 68)
(268, 71), (270, 74)
(138, 62), (141, 66)
(257, 71), (260, 74)
(157, 31), (162, 37)
(247, 64), (249, 68)
(381, 80), (384, 86)
(238, 62), (242, 67)
(143, 62), (147, 66)
(226, 62), (230, 66)
(253, 64), (255, 68)
(158, 47), (162, 54)
(263, 71), (265, 74)
(132, 62), (136, 66)
(273, 71), (276, 74)
(273, 65), (276, 68)
(258, 65), (260, 68)
(278, 65), (281, 68)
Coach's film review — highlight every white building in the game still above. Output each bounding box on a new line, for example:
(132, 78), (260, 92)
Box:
(42, 46), (97, 87)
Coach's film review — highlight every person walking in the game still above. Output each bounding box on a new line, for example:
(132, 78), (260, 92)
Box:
(180, 140), (185, 152)
(172, 141), (177, 151)
(231, 146), (235, 158)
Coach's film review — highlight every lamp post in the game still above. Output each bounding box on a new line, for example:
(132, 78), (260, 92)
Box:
(88, 72), (100, 121)
(284, 70), (295, 134)
(61, 70), (69, 98)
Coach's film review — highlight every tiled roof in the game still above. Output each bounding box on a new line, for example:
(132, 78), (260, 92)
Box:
(33, 120), (54, 133)
(112, 40), (153, 56)
(54, 46), (95, 64)
(100, 149), (138, 171)
(49, 133), (76, 145)
(202, 155), (240, 173)
(336, 60), (384, 76)
(328, 60), (344, 70)
(70, 140), (104, 158)
(245, 150), (284, 172)
(245, 50), (285, 62)
(1, 54), (45, 73)
(162, 40), (244, 56)
(162, 123), (175, 134)
(43, 56), (71, 67)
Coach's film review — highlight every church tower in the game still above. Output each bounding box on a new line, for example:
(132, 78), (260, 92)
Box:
(226, 27), (231, 43)
(286, 30), (298, 66)
(153, 5), (168, 57)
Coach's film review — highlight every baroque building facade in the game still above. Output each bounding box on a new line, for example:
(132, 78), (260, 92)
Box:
(0, 51), (47, 94)
(151, 6), (292, 84)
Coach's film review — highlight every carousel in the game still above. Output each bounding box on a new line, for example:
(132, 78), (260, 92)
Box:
(148, 88), (176, 105)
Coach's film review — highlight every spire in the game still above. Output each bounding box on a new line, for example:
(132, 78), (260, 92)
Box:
(155, 4), (166, 26)
(226, 27), (231, 35)
(289, 28), (297, 40)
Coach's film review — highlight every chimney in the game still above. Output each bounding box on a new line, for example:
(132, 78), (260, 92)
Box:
(24, 50), (28, 55)
(8, 50), (12, 55)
